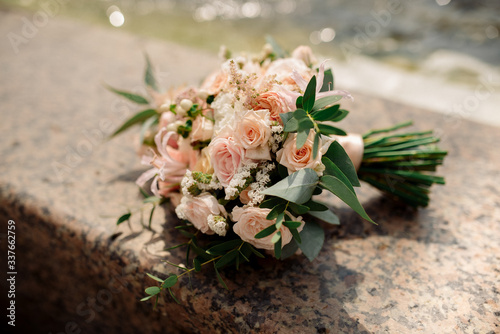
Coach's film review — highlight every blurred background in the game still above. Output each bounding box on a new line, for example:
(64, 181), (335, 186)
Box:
(1, 0), (499, 125)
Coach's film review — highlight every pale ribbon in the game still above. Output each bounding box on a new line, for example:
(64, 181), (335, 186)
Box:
(332, 134), (364, 171)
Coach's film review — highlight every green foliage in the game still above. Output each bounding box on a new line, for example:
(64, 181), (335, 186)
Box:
(116, 212), (131, 225)
(261, 168), (319, 205)
(298, 221), (324, 261)
(144, 53), (158, 92)
(110, 108), (158, 138)
(320, 175), (375, 224)
(359, 121), (447, 207)
(308, 209), (340, 225)
(106, 85), (150, 105)
(324, 141), (361, 187)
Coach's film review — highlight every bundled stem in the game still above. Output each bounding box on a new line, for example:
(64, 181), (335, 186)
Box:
(358, 121), (447, 207)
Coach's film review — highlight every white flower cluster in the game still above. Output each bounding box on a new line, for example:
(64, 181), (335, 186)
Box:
(207, 215), (228, 236)
(245, 162), (275, 207)
(270, 124), (284, 153)
(225, 162), (258, 200)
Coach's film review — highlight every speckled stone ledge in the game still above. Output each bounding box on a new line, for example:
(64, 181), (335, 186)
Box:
(1, 9), (499, 334)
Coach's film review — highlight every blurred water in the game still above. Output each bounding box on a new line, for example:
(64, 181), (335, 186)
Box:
(4, 0), (499, 68)
(2, 0), (500, 125)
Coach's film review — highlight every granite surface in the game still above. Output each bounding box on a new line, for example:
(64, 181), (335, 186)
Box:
(0, 8), (499, 334)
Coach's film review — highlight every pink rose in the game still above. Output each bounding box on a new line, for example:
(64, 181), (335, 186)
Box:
(232, 207), (303, 251)
(254, 91), (292, 123)
(276, 131), (333, 174)
(191, 116), (214, 143)
(175, 193), (226, 235)
(208, 134), (245, 187)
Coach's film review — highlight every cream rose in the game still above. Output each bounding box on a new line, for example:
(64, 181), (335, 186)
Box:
(208, 134), (245, 187)
(232, 207), (303, 251)
(255, 91), (292, 124)
(175, 193), (226, 235)
(276, 131), (333, 174)
(191, 116), (214, 143)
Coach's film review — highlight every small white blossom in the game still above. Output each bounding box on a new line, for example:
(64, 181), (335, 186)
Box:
(207, 215), (228, 236)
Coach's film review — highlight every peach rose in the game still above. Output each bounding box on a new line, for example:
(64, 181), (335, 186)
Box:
(191, 116), (214, 143)
(276, 130), (333, 174)
(208, 134), (245, 187)
(175, 193), (226, 235)
(255, 91), (292, 123)
(263, 58), (313, 86)
(232, 207), (303, 250)
(234, 110), (271, 161)
(192, 147), (214, 174)
(201, 69), (228, 95)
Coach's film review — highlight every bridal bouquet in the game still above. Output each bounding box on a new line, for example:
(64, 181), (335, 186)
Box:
(109, 42), (446, 304)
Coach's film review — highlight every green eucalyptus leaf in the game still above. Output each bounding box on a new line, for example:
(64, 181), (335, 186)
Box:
(284, 117), (299, 132)
(322, 157), (355, 193)
(330, 109), (349, 122)
(261, 168), (319, 205)
(324, 141), (360, 187)
(296, 129), (310, 149)
(116, 213), (131, 225)
(304, 200), (328, 211)
(162, 275), (178, 288)
(254, 224), (277, 239)
(312, 95), (342, 111)
(145, 286), (160, 296)
(271, 231), (281, 244)
(288, 202), (310, 215)
(144, 54), (158, 91)
(298, 221), (324, 261)
(317, 123), (347, 136)
(140, 295), (155, 302)
(311, 104), (341, 122)
(146, 273), (164, 283)
(193, 257), (202, 272)
(290, 227), (302, 244)
(206, 239), (242, 255)
(275, 212), (285, 229)
(260, 196), (286, 209)
(274, 234), (282, 259)
(302, 76), (317, 112)
(283, 221), (302, 229)
(106, 85), (149, 104)
(215, 250), (238, 268)
(312, 132), (320, 159)
(266, 203), (287, 220)
(111, 108), (158, 137)
(296, 96), (303, 109)
(280, 238), (299, 259)
(308, 209), (340, 225)
(280, 112), (294, 127)
(320, 175), (375, 224)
